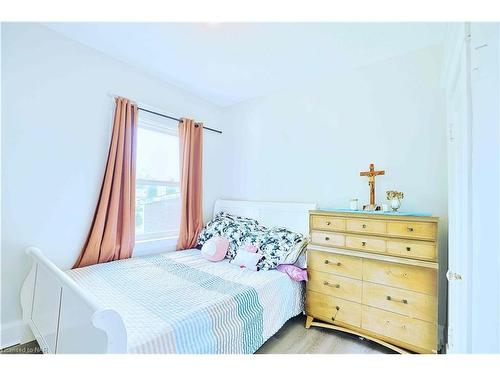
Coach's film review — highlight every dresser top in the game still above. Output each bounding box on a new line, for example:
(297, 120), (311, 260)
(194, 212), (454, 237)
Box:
(310, 209), (439, 222)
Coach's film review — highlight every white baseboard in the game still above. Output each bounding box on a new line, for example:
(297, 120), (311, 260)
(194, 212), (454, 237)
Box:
(0, 319), (33, 349)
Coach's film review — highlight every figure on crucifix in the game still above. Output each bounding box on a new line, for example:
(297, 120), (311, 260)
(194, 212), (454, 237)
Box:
(360, 163), (385, 211)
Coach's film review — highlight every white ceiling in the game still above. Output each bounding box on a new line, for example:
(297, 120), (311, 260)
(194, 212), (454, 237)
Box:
(44, 22), (447, 107)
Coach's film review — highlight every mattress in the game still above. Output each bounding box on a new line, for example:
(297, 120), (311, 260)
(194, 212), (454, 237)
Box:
(66, 249), (305, 354)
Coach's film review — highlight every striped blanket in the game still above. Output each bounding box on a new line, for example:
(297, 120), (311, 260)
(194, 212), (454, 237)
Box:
(66, 249), (305, 354)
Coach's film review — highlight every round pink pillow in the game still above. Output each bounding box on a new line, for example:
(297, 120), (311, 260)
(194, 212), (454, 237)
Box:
(201, 236), (230, 262)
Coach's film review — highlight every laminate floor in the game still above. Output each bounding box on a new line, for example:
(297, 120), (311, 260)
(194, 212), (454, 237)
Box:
(1, 315), (394, 354)
(256, 315), (395, 354)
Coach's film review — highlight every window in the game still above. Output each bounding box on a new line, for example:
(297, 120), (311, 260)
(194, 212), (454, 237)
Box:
(135, 119), (180, 242)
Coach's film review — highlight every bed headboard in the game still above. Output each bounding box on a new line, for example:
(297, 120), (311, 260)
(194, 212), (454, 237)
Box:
(213, 199), (317, 235)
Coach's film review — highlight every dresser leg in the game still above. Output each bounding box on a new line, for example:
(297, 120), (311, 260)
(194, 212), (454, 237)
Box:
(305, 315), (314, 329)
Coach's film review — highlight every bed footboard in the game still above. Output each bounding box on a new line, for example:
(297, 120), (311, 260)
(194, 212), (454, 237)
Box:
(20, 247), (127, 354)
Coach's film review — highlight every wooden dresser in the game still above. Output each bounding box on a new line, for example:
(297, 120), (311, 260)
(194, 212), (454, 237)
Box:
(305, 210), (439, 354)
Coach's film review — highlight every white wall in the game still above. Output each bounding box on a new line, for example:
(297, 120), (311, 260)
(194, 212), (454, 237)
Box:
(0, 23), (223, 347)
(0, 22), (3, 346)
(219, 45), (448, 333)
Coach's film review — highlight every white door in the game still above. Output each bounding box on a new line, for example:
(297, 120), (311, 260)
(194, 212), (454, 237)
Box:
(468, 23), (500, 353)
(446, 23), (472, 353)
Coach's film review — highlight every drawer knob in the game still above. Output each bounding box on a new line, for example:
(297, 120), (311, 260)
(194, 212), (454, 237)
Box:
(407, 227), (414, 232)
(406, 246), (411, 251)
(361, 241), (367, 246)
(386, 296), (408, 304)
(331, 305), (340, 322)
(326, 221), (331, 226)
(323, 281), (341, 288)
(362, 224), (367, 229)
(325, 236), (330, 241)
(326, 260), (342, 266)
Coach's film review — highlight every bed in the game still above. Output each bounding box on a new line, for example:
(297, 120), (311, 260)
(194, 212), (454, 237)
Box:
(20, 199), (317, 353)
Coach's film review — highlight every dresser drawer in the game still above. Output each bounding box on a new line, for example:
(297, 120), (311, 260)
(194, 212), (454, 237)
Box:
(311, 215), (346, 231)
(386, 239), (437, 261)
(306, 290), (361, 327)
(307, 250), (362, 279)
(361, 305), (437, 353)
(387, 221), (436, 240)
(311, 231), (345, 247)
(362, 282), (437, 323)
(345, 235), (386, 254)
(308, 271), (362, 303)
(363, 259), (437, 295)
(346, 218), (386, 235)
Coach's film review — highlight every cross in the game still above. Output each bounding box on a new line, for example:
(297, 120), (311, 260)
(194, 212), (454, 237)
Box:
(360, 163), (385, 209)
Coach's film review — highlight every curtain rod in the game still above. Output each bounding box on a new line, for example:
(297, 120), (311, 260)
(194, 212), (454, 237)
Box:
(138, 107), (222, 134)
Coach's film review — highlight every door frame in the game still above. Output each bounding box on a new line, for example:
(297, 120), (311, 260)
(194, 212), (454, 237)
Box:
(442, 22), (473, 353)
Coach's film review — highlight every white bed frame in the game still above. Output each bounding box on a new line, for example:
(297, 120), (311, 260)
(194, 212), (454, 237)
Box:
(20, 199), (316, 353)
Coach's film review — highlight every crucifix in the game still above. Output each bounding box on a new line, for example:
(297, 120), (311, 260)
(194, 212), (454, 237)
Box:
(360, 163), (385, 211)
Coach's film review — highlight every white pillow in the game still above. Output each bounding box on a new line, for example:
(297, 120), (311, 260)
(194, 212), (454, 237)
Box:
(230, 251), (263, 271)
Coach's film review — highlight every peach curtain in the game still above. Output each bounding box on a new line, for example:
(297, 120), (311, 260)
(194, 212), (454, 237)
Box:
(177, 118), (204, 250)
(73, 97), (138, 268)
